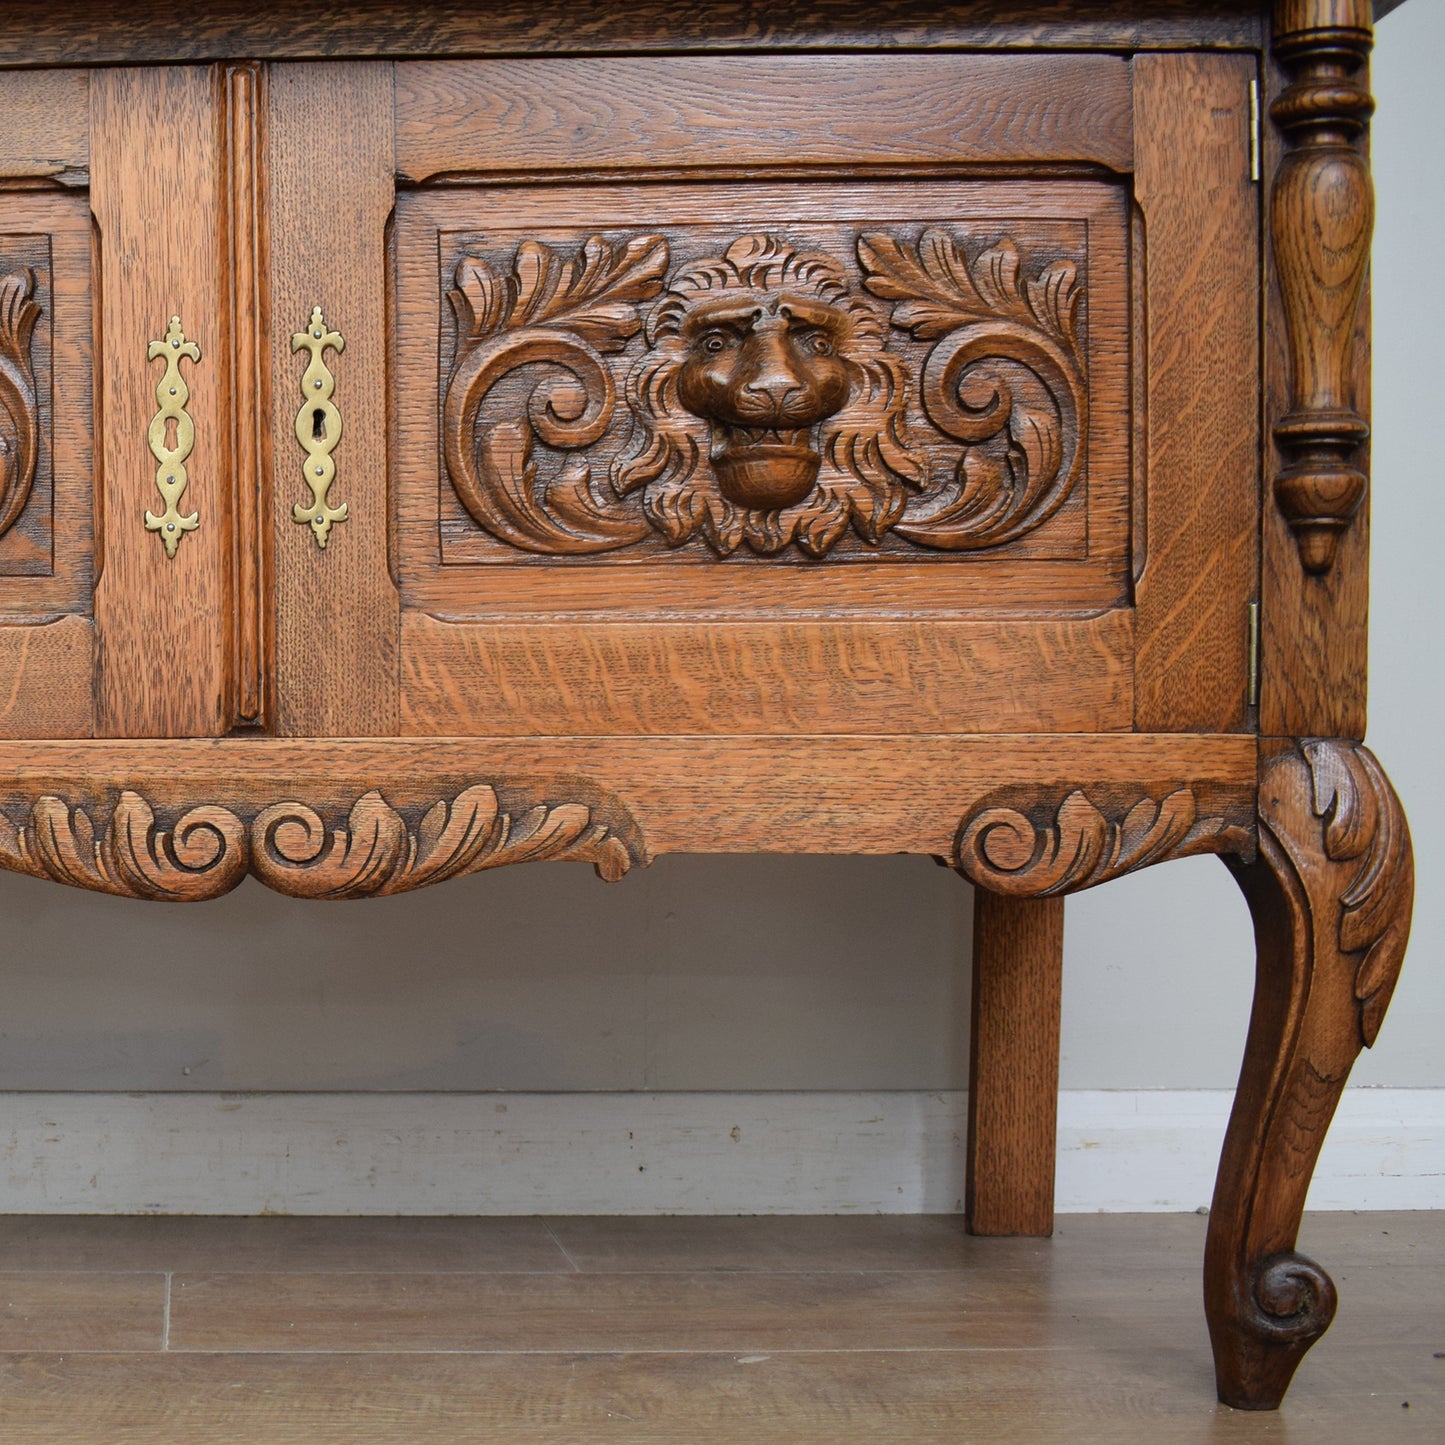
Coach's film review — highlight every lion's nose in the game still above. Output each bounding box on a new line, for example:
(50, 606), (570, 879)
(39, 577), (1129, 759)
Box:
(743, 373), (802, 407)
(741, 341), (804, 410)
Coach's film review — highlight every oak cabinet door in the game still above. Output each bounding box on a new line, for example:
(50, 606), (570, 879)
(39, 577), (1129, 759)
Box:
(262, 52), (1259, 741)
(0, 73), (95, 738)
(1, 68), (251, 740)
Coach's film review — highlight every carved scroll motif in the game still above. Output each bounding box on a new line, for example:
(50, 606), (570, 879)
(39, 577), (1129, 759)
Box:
(1270, 0), (1375, 574)
(0, 268), (41, 540)
(442, 228), (1088, 560)
(953, 784), (1253, 896)
(442, 234), (665, 554)
(857, 230), (1086, 550)
(0, 782), (647, 900)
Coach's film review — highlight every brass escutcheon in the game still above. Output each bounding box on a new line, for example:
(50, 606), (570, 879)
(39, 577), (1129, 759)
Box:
(145, 315), (201, 558)
(292, 305), (347, 549)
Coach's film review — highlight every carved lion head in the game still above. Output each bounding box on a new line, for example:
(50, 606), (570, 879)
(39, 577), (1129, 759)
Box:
(612, 235), (923, 557)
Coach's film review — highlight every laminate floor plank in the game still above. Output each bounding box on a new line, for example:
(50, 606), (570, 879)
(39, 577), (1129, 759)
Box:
(168, 1268), (1083, 1352)
(166, 1263), (1445, 1356)
(548, 1213), (1051, 1273)
(0, 1213), (1437, 1441)
(0, 1214), (569, 1273)
(0, 1272), (165, 1351)
(0, 1344), (1438, 1445)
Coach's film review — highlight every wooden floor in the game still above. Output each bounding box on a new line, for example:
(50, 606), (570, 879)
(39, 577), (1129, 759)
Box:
(0, 1212), (1438, 1442)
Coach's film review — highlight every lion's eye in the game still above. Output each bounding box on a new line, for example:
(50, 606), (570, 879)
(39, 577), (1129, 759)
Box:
(701, 331), (730, 354)
(803, 332), (834, 357)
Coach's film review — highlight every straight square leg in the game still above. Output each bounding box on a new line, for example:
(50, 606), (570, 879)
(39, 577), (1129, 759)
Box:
(965, 890), (1064, 1237)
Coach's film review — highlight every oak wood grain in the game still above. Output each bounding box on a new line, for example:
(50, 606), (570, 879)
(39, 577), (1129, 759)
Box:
(400, 614), (1135, 737)
(965, 893), (1064, 1237)
(1132, 54), (1259, 733)
(266, 63), (399, 736)
(0, 616), (93, 739)
(0, 1), (1262, 69)
(0, 733), (1256, 859)
(395, 55), (1133, 183)
(90, 67), (232, 738)
(0, 70), (88, 183)
(1268, 0), (1374, 576)
(221, 64), (269, 727)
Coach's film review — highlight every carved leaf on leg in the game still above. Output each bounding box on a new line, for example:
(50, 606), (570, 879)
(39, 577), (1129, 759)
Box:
(953, 784), (1253, 896)
(0, 268), (41, 539)
(1298, 739), (1413, 1045)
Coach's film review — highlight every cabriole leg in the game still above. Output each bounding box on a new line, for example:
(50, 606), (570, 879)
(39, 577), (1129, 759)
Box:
(1206, 739), (1412, 1409)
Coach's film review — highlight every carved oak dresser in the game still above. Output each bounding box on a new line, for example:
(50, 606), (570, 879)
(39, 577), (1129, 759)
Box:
(0, 0), (1415, 1410)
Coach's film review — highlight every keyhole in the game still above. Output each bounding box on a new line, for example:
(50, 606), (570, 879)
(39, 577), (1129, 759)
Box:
(164, 416), (178, 451)
(311, 407), (327, 442)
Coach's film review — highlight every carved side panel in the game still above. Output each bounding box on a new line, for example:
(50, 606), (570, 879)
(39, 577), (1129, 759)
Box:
(429, 201), (1120, 567)
(1269, 0), (1374, 574)
(0, 779), (648, 899)
(953, 782), (1254, 896)
(0, 237), (52, 575)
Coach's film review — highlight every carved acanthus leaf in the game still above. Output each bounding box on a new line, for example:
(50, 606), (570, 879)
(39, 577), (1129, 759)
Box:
(0, 791), (248, 900)
(859, 229), (1088, 551)
(1267, 740), (1414, 1047)
(0, 782), (646, 901)
(0, 268), (41, 539)
(953, 785), (1253, 897)
(443, 236), (666, 555)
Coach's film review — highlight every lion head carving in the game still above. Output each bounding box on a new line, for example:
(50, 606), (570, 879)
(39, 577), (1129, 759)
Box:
(612, 235), (923, 557)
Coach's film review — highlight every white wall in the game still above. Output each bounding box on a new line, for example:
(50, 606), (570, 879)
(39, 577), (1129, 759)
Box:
(0, 6), (1438, 1209)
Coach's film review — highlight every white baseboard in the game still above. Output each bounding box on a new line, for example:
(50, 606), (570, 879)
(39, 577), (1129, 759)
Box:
(2, 1089), (1439, 1215)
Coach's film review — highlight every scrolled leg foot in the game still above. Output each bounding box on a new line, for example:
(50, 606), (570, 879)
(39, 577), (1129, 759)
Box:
(1206, 739), (1412, 1409)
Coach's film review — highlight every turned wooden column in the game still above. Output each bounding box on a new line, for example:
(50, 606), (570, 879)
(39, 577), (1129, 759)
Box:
(1269, 0), (1375, 575)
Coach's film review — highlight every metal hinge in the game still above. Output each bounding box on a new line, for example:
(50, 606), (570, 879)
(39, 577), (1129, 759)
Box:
(1247, 601), (1260, 708)
(1249, 77), (1262, 183)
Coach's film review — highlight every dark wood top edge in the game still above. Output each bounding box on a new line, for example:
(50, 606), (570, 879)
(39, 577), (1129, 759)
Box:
(0, 2), (1262, 68)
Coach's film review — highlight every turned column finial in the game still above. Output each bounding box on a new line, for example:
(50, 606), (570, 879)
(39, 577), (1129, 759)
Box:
(1270, 0), (1375, 575)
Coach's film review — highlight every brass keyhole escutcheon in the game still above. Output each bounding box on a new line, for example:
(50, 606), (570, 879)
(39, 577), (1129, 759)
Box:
(145, 314), (201, 559)
(292, 305), (347, 549)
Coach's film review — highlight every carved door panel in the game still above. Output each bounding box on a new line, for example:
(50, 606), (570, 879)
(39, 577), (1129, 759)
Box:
(0, 73), (96, 739)
(375, 52), (1260, 741)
